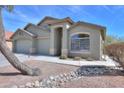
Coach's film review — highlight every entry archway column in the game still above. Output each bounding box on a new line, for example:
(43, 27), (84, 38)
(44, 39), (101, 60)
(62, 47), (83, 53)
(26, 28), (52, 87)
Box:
(61, 25), (68, 57)
(49, 27), (55, 55)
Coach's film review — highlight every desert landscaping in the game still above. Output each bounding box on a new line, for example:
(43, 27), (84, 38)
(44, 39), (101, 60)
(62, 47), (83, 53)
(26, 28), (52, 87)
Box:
(0, 51), (124, 88)
(0, 59), (124, 88)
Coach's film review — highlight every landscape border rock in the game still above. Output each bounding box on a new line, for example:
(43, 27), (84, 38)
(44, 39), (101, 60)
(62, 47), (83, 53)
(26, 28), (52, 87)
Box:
(13, 66), (123, 88)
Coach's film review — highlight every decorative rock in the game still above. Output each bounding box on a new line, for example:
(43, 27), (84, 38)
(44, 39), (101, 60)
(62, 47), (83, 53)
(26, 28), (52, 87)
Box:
(70, 71), (76, 78)
(63, 76), (68, 83)
(26, 82), (32, 88)
(76, 66), (117, 76)
(34, 80), (40, 88)
(39, 81), (43, 86)
(59, 74), (64, 78)
(31, 82), (35, 87)
(19, 65), (118, 88)
(19, 85), (25, 88)
(45, 79), (51, 87)
(49, 76), (55, 80)
(66, 75), (71, 81)
(63, 73), (67, 77)
(11, 85), (18, 88)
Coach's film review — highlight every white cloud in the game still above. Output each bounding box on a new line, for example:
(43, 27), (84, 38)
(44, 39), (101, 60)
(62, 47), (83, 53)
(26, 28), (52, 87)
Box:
(13, 9), (39, 24)
(67, 5), (97, 19)
(14, 10), (28, 19)
(68, 5), (82, 13)
(102, 5), (114, 14)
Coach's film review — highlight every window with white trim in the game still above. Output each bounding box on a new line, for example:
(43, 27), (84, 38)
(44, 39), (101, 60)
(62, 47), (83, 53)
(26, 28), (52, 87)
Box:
(71, 34), (90, 51)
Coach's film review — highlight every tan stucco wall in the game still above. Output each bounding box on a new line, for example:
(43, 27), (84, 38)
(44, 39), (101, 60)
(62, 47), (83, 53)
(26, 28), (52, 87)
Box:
(68, 25), (103, 60)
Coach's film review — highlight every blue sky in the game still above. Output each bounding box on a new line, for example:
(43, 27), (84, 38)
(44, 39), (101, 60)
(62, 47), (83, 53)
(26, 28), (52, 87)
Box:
(2, 5), (124, 37)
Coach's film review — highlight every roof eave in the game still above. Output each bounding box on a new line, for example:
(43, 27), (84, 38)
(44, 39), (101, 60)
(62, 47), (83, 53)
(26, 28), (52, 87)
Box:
(37, 16), (60, 26)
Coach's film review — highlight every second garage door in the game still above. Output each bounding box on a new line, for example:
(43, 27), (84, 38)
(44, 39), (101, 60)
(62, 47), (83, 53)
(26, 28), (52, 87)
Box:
(37, 39), (50, 55)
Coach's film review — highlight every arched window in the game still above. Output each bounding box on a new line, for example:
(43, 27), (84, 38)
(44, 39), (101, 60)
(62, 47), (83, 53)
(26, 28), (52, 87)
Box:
(71, 33), (90, 51)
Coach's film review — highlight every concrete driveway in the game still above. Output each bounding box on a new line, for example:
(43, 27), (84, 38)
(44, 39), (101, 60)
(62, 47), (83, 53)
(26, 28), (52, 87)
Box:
(0, 52), (119, 67)
(15, 53), (119, 67)
(0, 52), (27, 67)
(0, 52), (10, 67)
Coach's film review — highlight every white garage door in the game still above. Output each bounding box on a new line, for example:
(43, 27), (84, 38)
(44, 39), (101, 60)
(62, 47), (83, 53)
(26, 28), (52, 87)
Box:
(16, 39), (32, 54)
(37, 39), (50, 55)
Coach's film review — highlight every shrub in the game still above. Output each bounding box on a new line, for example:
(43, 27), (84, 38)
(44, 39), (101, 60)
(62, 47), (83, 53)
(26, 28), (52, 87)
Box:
(59, 55), (67, 59)
(86, 57), (94, 61)
(105, 43), (124, 66)
(73, 57), (81, 60)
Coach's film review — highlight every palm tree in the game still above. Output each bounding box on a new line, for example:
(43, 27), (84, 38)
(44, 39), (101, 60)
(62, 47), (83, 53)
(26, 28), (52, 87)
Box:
(0, 5), (41, 76)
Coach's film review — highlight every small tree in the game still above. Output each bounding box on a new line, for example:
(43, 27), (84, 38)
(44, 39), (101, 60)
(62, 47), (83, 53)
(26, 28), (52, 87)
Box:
(0, 5), (41, 76)
(105, 43), (124, 68)
(105, 35), (124, 45)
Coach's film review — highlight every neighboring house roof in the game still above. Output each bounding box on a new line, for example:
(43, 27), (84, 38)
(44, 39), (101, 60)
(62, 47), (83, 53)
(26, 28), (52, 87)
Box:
(68, 21), (106, 40)
(5, 32), (14, 41)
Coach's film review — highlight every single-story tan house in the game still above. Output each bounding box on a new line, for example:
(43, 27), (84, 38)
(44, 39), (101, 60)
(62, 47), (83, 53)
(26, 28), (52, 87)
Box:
(11, 16), (106, 60)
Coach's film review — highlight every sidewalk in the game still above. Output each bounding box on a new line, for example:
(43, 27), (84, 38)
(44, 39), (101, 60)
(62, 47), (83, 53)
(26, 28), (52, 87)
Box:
(15, 54), (119, 67)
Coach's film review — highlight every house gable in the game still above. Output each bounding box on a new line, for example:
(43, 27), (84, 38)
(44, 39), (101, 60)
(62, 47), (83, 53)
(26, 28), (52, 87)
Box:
(24, 23), (50, 37)
(37, 16), (60, 26)
(49, 17), (74, 26)
(37, 16), (74, 26)
(68, 21), (106, 41)
(24, 23), (49, 31)
(10, 29), (35, 40)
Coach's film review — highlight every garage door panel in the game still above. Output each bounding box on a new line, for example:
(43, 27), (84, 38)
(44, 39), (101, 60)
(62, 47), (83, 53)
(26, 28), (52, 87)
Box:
(37, 39), (49, 55)
(16, 39), (32, 54)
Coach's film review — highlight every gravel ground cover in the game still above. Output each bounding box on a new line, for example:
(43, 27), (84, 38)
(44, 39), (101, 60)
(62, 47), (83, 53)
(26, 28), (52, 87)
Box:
(0, 52), (123, 88)
(0, 60), (78, 87)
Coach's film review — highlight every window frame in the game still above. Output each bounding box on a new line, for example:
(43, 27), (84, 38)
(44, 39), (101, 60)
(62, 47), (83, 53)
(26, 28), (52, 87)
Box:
(70, 32), (90, 53)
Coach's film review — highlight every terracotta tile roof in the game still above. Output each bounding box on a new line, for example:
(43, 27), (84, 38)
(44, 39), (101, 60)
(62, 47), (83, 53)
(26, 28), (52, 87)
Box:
(5, 32), (14, 41)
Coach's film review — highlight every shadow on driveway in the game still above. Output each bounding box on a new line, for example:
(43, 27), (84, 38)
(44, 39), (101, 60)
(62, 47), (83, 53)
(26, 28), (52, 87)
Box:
(0, 72), (22, 76)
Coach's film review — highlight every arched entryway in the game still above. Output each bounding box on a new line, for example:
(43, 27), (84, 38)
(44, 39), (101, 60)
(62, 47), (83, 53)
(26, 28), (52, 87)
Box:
(54, 27), (63, 56)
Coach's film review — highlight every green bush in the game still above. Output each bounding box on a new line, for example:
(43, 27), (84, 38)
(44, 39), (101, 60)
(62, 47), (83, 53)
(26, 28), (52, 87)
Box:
(73, 57), (81, 60)
(59, 55), (67, 59)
